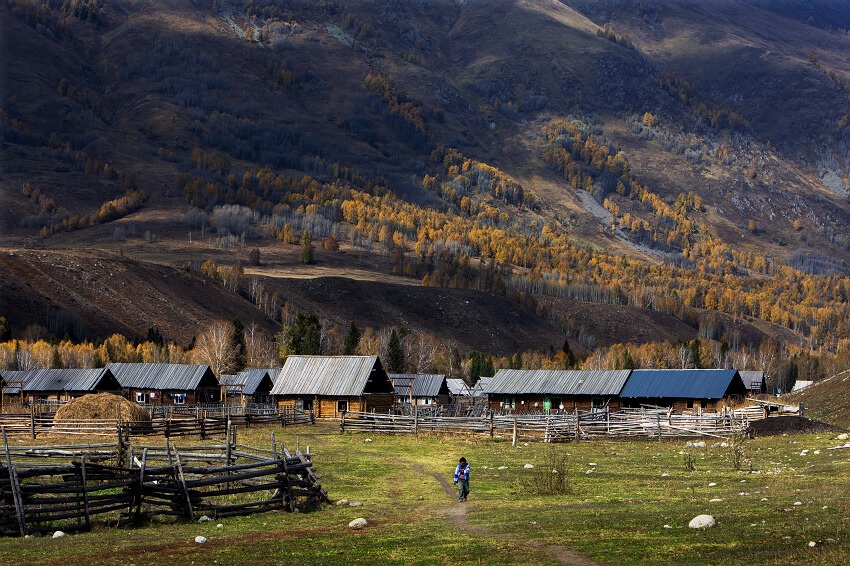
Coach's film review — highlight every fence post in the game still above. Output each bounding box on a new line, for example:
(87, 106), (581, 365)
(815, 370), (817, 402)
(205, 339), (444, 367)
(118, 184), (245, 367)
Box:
(30, 405), (36, 440)
(574, 408), (579, 440)
(340, 410), (346, 432)
(414, 409), (419, 437)
(3, 427), (27, 536)
(200, 410), (206, 440)
(512, 416), (518, 447)
(656, 413), (662, 441)
(489, 411), (495, 438)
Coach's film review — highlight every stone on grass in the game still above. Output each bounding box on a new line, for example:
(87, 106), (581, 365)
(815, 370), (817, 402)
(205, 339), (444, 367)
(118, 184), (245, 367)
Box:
(350, 501), (363, 507)
(195, 536), (208, 544)
(52, 531), (65, 539)
(524, 464), (534, 469)
(709, 498), (723, 503)
(837, 433), (848, 441)
(336, 499), (350, 506)
(348, 518), (368, 529)
(688, 515), (716, 529)
(217, 524), (223, 529)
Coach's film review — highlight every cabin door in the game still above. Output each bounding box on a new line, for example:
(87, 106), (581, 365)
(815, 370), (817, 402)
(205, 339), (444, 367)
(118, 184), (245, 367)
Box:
(543, 397), (552, 412)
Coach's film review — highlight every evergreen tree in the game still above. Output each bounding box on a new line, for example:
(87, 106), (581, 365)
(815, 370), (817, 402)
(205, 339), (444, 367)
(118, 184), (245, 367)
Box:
(562, 339), (576, 369)
(299, 229), (315, 264)
(284, 312), (322, 356)
(50, 346), (63, 369)
(690, 339), (703, 369)
(231, 318), (246, 371)
(468, 350), (495, 381)
(387, 328), (405, 373)
(620, 348), (636, 370)
(343, 321), (361, 355)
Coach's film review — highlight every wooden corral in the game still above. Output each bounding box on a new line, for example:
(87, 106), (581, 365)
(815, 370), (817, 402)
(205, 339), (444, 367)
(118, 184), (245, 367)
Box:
(0, 431), (328, 537)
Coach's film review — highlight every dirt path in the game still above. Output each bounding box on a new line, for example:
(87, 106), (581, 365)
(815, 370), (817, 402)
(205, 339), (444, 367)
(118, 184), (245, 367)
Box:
(415, 464), (601, 566)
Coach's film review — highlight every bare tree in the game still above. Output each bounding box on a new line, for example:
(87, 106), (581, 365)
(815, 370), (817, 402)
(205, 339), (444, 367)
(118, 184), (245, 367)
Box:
(244, 322), (278, 367)
(193, 320), (239, 377)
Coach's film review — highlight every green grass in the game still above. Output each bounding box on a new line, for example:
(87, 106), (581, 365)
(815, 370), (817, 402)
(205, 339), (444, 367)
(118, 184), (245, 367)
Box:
(1, 425), (849, 564)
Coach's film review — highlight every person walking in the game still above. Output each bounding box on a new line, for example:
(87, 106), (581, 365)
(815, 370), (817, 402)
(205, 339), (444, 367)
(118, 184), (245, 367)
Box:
(453, 457), (470, 502)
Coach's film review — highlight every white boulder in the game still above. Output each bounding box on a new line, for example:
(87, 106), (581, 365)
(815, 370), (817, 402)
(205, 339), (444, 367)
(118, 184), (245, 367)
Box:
(688, 515), (716, 529)
(52, 531), (66, 539)
(194, 536), (208, 544)
(348, 518), (368, 529)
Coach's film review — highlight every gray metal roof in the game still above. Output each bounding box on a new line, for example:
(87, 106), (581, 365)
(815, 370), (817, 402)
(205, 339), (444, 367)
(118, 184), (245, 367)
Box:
(389, 374), (447, 398)
(620, 369), (743, 399)
(485, 369), (631, 396)
(739, 370), (765, 389)
(220, 369), (275, 395)
(106, 363), (218, 390)
(1, 368), (120, 393)
(271, 356), (393, 396)
(446, 378), (471, 396)
(470, 376), (493, 397)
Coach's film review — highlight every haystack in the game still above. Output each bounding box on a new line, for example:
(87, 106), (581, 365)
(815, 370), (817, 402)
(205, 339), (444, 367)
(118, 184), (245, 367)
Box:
(55, 392), (151, 425)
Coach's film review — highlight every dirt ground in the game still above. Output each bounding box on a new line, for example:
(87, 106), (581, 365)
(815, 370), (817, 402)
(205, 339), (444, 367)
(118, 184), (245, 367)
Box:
(749, 416), (846, 437)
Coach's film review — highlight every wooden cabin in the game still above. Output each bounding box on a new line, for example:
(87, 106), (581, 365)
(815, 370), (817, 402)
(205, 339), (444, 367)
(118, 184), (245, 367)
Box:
(739, 370), (766, 395)
(0, 368), (121, 405)
(219, 369), (276, 405)
(389, 373), (449, 406)
(484, 369), (631, 413)
(271, 355), (395, 418)
(619, 369), (748, 413)
(107, 363), (220, 405)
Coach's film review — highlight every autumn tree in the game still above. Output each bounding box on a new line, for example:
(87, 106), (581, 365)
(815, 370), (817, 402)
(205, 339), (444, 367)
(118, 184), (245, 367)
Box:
(193, 320), (240, 377)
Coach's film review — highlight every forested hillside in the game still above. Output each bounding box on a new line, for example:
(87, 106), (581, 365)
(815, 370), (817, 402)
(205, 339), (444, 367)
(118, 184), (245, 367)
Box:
(2, 0), (850, 386)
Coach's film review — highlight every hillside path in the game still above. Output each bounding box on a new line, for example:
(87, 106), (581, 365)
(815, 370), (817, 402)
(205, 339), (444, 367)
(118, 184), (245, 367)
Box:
(414, 464), (601, 566)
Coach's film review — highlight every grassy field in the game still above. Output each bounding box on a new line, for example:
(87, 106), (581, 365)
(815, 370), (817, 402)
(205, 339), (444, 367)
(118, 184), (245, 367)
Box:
(1, 422), (849, 565)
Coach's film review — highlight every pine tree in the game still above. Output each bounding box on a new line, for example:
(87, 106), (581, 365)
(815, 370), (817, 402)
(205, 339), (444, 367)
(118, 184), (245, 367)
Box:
(562, 339), (576, 369)
(231, 318), (246, 371)
(387, 328), (404, 373)
(343, 321), (361, 355)
(299, 230), (315, 264)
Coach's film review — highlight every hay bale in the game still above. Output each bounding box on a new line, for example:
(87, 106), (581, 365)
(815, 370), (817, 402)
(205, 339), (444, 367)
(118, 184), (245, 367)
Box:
(55, 393), (151, 427)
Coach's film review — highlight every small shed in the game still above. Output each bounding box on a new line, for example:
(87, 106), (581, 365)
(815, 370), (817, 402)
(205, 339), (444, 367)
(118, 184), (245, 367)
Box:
(619, 369), (748, 413)
(271, 355), (395, 418)
(389, 373), (449, 405)
(107, 363), (220, 405)
(219, 369), (276, 405)
(0, 368), (121, 405)
(446, 378), (472, 397)
(485, 369), (631, 413)
(739, 370), (766, 395)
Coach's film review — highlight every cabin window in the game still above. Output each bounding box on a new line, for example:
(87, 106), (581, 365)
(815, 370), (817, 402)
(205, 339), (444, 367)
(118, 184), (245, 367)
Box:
(173, 393), (186, 405)
(337, 400), (348, 413)
(135, 392), (150, 404)
(502, 396), (515, 409)
(590, 397), (605, 409)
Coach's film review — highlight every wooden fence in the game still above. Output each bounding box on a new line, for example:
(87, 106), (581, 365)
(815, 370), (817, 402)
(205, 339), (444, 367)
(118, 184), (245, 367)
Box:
(0, 407), (314, 440)
(0, 428), (328, 537)
(340, 408), (753, 441)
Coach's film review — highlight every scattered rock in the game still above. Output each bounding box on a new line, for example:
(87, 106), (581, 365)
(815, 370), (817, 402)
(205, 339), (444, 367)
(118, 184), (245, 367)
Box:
(585, 469), (595, 475)
(708, 482), (717, 487)
(524, 464), (534, 469)
(348, 518), (368, 529)
(198, 515), (212, 522)
(660, 473), (669, 478)
(52, 531), (65, 539)
(350, 501), (363, 507)
(365, 438), (373, 443)
(794, 501), (803, 506)
(837, 433), (848, 441)
(194, 536), (207, 544)
(336, 499), (350, 506)
(663, 524), (672, 529)
(688, 515), (716, 529)
(498, 466), (507, 470)
(216, 524), (223, 529)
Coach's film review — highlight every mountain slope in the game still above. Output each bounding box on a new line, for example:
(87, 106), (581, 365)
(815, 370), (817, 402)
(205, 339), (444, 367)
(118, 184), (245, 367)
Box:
(1, 0), (849, 356)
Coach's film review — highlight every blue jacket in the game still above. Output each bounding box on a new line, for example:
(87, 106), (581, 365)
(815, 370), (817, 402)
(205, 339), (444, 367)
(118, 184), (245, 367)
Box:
(454, 462), (470, 482)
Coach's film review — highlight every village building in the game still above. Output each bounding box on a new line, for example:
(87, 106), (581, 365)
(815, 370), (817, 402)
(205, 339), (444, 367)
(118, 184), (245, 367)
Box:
(0, 368), (121, 405)
(446, 378), (472, 397)
(739, 370), (766, 395)
(389, 373), (449, 406)
(219, 369), (276, 405)
(107, 363), (220, 405)
(619, 369), (748, 413)
(270, 355), (395, 418)
(484, 369), (631, 413)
